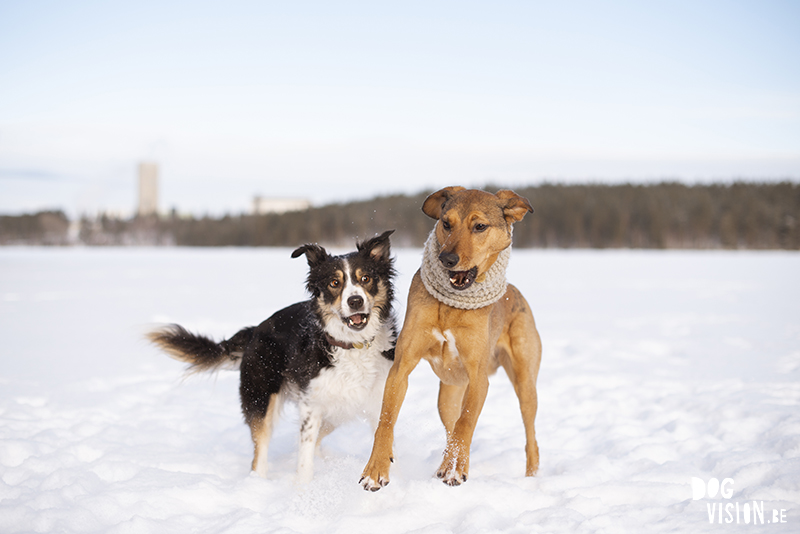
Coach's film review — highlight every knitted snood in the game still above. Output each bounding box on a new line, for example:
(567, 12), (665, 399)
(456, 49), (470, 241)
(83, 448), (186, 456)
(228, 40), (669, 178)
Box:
(419, 229), (510, 310)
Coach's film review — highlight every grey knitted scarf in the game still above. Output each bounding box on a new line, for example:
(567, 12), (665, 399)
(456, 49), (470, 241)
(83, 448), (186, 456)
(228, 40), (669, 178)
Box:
(420, 229), (511, 310)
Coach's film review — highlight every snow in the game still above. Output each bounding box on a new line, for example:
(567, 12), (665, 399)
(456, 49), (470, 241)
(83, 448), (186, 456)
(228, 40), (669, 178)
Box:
(1, 246), (799, 533)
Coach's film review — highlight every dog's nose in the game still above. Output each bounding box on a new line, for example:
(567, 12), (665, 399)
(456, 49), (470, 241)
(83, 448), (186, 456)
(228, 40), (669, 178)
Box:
(438, 252), (459, 269)
(347, 295), (364, 310)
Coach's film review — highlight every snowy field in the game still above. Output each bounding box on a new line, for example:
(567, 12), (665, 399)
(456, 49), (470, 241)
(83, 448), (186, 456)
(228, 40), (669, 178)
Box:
(1, 246), (799, 533)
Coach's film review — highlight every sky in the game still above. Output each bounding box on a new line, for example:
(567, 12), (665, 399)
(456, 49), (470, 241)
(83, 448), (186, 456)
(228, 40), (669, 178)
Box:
(1, 0), (799, 217)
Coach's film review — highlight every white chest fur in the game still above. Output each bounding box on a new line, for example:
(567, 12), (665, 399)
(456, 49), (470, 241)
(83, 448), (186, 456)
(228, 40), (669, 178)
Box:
(427, 327), (469, 386)
(306, 344), (392, 426)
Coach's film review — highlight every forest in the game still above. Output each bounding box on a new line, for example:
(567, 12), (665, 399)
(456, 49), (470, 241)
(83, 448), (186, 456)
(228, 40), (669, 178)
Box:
(1, 182), (798, 249)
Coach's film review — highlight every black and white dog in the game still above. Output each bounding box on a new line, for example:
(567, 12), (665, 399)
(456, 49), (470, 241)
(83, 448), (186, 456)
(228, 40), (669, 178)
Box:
(148, 230), (397, 482)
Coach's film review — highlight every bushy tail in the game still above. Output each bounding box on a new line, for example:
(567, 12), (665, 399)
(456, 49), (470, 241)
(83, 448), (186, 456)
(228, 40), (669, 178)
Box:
(148, 324), (255, 374)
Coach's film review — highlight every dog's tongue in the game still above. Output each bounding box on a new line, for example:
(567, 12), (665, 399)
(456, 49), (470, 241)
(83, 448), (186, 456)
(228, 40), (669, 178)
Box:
(349, 314), (364, 325)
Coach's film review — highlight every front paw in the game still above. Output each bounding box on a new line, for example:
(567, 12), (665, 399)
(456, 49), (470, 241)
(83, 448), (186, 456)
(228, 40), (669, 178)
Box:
(436, 449), (469, 486)
(436, 465), (468, 486)
(359, 457), (392, 491)
(359, 473), (389, 491)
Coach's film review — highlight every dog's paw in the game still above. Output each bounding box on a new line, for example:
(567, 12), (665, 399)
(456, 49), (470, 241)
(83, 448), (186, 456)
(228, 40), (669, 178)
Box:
(359, 455), (392, 491)
(526, 442), (540, 476)
(360, 448), (394, 492)
(436, 466), (468, 486)
(436, 449), (469, 486)
(359, 474), (390, 491)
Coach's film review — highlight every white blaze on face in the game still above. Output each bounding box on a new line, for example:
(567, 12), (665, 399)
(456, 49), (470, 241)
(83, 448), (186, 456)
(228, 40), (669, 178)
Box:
(340, 259), (370, 321)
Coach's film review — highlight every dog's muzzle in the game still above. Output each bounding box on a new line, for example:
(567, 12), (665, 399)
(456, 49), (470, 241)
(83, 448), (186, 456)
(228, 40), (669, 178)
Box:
(344, 294), (370, 330)
(345, 313), (369, 330)
(447, 267), (478, 290)
(438, 252), (478, 290)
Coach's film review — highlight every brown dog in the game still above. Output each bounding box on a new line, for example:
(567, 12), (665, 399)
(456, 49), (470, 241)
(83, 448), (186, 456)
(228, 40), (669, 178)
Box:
(360, 187), (541, 490)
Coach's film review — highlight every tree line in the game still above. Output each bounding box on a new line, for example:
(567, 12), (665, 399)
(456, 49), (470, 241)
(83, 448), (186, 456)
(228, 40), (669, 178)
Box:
(1, 182), (798, 249)
(0, 210), (71, 245)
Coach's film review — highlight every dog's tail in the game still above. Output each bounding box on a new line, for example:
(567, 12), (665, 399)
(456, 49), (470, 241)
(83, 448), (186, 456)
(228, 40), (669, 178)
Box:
(147, 324), (255, 374)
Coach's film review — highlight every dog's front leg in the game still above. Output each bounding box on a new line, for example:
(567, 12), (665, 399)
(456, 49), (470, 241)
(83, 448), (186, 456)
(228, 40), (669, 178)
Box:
(360, 325), (432, 491)
(359, 360), (410, 491)
(297, 403), (322, 484)
(361, 278), (437, 491)
(436, 358), (490, 486)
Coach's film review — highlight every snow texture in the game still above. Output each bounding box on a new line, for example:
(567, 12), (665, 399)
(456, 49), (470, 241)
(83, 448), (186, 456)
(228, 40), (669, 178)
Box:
(1, 247), (798, 533)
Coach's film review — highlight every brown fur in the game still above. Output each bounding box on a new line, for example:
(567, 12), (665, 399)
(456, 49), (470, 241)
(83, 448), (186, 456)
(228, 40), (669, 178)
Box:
(360, 187), (541, 489)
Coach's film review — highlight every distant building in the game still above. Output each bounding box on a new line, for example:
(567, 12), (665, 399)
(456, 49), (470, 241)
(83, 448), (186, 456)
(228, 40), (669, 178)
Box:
(252, 195), (311, 215)
(138, 163), (159, 217)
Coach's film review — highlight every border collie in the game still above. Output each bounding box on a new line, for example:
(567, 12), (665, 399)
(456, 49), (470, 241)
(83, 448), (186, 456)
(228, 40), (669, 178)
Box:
(148, 230), (397, 482)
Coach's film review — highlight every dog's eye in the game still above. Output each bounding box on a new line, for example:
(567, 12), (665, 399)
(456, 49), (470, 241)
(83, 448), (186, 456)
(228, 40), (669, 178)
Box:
(442, 220), (451, 231)
(329, 279), (340, 288)
(474, 223), (488, 232)
(361, 274), (371, 284)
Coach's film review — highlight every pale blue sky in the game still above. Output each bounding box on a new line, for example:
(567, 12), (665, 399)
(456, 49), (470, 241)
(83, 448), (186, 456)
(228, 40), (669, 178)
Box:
(1, 0), (798, 216)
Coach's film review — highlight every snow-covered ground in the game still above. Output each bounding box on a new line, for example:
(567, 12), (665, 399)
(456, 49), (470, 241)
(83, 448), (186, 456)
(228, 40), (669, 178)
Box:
(1, 246), (798, 533)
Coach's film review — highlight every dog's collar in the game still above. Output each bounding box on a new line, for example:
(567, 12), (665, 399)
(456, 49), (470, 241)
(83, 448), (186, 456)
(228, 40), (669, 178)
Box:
(420, 229), (511, 310)
(325, 333), (372, 350)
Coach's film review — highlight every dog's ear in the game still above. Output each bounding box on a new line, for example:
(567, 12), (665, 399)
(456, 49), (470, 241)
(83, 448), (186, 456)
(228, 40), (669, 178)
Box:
(291, 243), (329, 266)
(496, 189), (533, 225)
(358, 230), (394, 260)
(422, 186), (466, 220)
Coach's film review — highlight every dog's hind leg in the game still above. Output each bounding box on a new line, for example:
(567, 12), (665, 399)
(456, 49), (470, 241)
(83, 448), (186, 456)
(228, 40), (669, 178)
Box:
(436, 366), (489, 485)
(502, 318), (542, 476)
(437, 382), (467, 437)
(240, 335), (286, 478)
(297, 402), (322, 483)
(502, 359), (540, 476)
(506, 367), (539, 476)
(248, 393), (282, 478)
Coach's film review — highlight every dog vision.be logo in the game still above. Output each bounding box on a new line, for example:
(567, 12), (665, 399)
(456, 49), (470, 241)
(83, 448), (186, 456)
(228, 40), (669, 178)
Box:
(691, 477), (788, 525)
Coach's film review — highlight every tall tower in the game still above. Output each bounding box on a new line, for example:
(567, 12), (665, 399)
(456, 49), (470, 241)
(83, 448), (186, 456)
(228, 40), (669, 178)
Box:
(138, 162), (159, 217)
